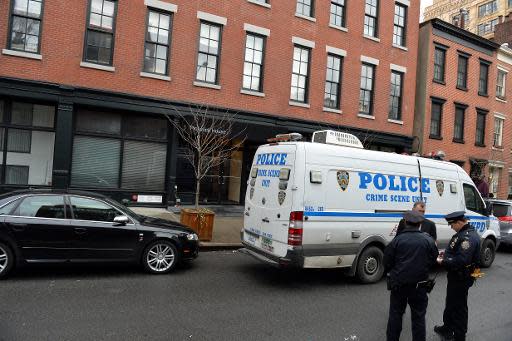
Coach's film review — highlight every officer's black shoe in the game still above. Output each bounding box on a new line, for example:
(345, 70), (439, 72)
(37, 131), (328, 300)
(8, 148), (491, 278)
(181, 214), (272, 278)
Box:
(434, 325), (454, 339)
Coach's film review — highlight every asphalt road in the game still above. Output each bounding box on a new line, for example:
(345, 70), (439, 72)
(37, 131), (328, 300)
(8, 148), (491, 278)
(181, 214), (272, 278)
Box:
(1, 248), (512, 341)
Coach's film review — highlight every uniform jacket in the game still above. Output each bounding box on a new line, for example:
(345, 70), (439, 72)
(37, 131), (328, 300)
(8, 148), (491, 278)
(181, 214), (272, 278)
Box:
(443, 224), (480, 280)
(384, 226), (439, 286)
(396, 218), (437, 240)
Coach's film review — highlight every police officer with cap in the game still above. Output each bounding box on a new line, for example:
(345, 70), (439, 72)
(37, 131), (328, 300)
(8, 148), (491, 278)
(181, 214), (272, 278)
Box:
(434, 211), (481, 341)
(384, 210), (438, 341)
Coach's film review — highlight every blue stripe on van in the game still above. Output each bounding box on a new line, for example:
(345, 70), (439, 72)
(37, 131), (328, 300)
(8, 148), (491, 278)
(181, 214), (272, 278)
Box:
(304, 211), (489, 220)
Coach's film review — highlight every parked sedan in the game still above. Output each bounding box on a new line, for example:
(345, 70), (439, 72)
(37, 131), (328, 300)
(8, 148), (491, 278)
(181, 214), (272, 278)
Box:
(485, 199), (512, 247)
(0, 190), (199, 278)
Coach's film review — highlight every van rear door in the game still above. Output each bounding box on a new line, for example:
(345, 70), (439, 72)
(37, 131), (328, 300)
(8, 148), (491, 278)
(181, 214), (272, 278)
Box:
(243, 144), (297, 258)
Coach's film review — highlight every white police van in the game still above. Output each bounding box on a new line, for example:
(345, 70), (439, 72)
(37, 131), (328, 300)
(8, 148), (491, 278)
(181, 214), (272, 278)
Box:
(240, 130), (500, 283)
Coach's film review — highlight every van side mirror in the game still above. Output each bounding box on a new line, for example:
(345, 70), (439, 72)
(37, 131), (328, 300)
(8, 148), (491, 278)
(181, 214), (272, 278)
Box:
(485, 204), (492, 217)
(113, 215), (129, 226)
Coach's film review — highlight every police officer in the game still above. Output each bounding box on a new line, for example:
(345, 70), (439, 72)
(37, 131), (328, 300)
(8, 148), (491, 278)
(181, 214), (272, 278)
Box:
(396, 201), (437, 242)
(384, 210), (439, 341)
(434, 211), (481, 341)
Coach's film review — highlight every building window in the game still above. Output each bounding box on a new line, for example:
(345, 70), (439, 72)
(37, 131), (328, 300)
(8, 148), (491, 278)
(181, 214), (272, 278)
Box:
(453, 105), (466, 142)
(296, 0), (314, 17)
(496, 69), (507, 99)
(0, 100), (55, 186)
(71, 109), (168, 191)
(457, 55), (468, 89)
(493, 117), (504, 147)
(8, 0), (44, 53)
(196, 21), (222, 84)
(330, 0), (346, 28)
(364, 0), (379, 38)
(478, 0), (498, 18)
(389, 71), (403, 120)
(143, 10), (172, 75)
(83, 0), (117, 65)
(359, 63), (375, 115)
(290, 45), (310, 103)
(430, 100), (443, 138)
(393, 3), (407, 47)
(433, 47), (446, 83)
(324, 54), (343, 109)
(452, 11), (469, 29)
(475, 110), (487, 146)
(489, 166), (501, 197)
(243, 34), (265, 92)
(479, 62), (490, 96)
(477, 18), (499, 35)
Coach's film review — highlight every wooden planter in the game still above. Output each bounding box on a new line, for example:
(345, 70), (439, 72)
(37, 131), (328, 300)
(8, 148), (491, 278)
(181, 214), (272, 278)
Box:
(180, 208), (215, 242)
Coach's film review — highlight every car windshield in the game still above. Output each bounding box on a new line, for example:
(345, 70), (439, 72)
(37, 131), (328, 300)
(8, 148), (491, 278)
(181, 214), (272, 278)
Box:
(492, 203), (510, 217)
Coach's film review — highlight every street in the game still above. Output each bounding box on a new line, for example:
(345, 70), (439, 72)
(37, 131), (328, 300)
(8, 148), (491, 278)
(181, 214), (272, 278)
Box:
(1, 248), (511, 341)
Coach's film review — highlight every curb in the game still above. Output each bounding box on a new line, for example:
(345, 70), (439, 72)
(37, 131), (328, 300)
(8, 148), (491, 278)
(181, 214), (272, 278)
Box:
(199, 242), (243, 251)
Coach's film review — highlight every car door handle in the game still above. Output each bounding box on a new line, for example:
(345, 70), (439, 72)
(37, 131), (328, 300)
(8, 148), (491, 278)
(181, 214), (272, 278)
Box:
(262, 218), (270, 223)
(74, 227), (87, 235)
(10, 223), (27, 231)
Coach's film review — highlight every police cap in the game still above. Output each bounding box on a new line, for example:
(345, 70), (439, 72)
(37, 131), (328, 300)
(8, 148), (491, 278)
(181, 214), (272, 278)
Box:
(402, 210), (425, 224)
(445, 211), (467, 224)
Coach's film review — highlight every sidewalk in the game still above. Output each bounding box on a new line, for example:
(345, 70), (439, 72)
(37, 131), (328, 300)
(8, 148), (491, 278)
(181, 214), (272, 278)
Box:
(130, 205), (244, 251)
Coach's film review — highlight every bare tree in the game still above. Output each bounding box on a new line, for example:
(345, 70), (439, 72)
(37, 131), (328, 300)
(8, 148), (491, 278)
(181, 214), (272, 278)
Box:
(166, 104), (246, 209)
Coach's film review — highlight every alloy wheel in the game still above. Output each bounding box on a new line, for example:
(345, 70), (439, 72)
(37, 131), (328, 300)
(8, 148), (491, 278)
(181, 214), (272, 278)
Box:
(146, 243), (176, 272)
(0, 245), (8, 274)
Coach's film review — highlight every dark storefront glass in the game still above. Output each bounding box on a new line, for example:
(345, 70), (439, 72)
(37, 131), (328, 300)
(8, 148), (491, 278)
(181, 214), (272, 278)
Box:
(70, 109), (167, 192)
(0, 100), (55, 186)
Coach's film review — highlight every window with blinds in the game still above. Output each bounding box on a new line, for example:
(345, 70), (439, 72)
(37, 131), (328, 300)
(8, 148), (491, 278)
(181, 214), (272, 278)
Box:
(121, 141), (166, 191)
(71, 136), (120, 188)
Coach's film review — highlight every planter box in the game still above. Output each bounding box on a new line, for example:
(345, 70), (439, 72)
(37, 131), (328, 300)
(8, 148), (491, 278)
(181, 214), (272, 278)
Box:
(180, 208), (215, 241)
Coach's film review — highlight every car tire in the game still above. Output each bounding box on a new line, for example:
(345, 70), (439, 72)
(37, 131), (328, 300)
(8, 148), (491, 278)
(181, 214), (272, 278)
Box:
(480, 238), (496, 268)
(356, 246), (384, 284)
(0, 241), (14, 279)
(142, 240), (179, 274)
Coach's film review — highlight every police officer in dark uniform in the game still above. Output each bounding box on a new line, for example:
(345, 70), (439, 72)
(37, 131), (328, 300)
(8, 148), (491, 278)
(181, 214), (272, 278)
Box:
(434, 211), (481, 341)
(384, 211), (439, 341)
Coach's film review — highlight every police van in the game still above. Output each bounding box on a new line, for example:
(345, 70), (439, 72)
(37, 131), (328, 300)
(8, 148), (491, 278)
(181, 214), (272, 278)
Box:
(240, 130), (500, 283)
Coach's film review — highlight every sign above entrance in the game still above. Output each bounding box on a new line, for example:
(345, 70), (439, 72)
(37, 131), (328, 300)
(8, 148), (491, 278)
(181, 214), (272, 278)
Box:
(137, 195), (163, 204)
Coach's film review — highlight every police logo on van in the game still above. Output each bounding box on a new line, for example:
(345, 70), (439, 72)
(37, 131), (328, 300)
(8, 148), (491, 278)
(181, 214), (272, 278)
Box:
(337, 171), (350, 191)
(278, 191), (286, 205)
(436, 180), (444, 196)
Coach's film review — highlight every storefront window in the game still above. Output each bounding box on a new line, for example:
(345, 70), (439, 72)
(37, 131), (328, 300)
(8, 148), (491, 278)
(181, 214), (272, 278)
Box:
(70, 109), (167, 192)
(0, 100), (55, 186)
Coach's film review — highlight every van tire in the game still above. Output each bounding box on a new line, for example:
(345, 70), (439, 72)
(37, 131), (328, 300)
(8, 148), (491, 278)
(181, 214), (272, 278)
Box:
(479, 238), (495, 268)
(356, 246), (384, 284)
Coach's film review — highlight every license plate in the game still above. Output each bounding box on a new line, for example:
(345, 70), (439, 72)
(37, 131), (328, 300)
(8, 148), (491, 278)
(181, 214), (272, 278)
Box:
(261, 236), (272, 246)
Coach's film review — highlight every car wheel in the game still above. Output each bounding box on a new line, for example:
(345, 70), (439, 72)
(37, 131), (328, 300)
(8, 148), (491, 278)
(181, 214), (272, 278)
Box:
(0, 241), (14, 279)
(142, 240), (179, 274)
(356, 246), (384, 284)
(480, 238), (496, 268)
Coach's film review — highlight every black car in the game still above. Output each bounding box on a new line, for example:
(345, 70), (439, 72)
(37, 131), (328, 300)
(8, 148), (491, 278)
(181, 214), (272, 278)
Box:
(485, 199), (512, 247)
(0, 189), (199, 278)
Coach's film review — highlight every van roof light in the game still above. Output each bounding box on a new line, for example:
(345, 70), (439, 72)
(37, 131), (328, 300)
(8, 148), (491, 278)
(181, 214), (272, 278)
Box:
(311, 130), (364, 149)
(267, 133), (303, 143)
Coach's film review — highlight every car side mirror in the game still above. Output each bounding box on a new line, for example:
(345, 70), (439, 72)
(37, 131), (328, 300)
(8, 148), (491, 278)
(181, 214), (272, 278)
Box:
(485, 205), (493, 217)
(113, 215), (129, 226)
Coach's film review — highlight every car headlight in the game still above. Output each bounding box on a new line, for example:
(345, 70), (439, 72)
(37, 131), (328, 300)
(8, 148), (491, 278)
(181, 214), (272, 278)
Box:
(187, 233), (199, 241)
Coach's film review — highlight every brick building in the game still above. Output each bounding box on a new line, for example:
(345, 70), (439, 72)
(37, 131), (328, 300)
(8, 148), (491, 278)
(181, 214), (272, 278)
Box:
(414, 18), (512, 199)
(0, 0), (420, 205)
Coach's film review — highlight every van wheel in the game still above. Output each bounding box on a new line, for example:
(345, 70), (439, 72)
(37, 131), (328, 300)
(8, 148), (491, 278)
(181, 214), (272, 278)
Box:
(0, 241), (14, 279)
(480, 239), (496, 268)
(356, 246), (384, 284)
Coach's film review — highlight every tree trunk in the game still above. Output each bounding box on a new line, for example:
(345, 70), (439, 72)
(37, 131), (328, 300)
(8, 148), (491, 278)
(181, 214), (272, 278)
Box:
(195, 178), (200, 209)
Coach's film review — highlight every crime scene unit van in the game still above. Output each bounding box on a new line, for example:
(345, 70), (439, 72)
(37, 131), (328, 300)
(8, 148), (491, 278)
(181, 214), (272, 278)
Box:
(239, 130), (500, 283)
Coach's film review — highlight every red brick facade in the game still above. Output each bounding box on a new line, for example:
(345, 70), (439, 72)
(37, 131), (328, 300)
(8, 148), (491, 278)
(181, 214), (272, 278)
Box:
(415, 19), (511, 199)
(0, 0), (420, 143)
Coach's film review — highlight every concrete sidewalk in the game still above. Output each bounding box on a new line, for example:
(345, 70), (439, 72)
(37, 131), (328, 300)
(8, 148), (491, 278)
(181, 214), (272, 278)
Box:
(130, 205), (244, 250)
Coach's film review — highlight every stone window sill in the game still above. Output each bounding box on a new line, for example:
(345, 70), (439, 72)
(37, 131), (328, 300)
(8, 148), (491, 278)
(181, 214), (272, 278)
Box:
(194, 81), (221, 90)
(80, 61), (115, 72)
(140, 72), (171, 81)
(289, 101), (310, 108)
(2, 49), (42, 60)
(241, 89), (265, 97)
(358, 113), (375, 120)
